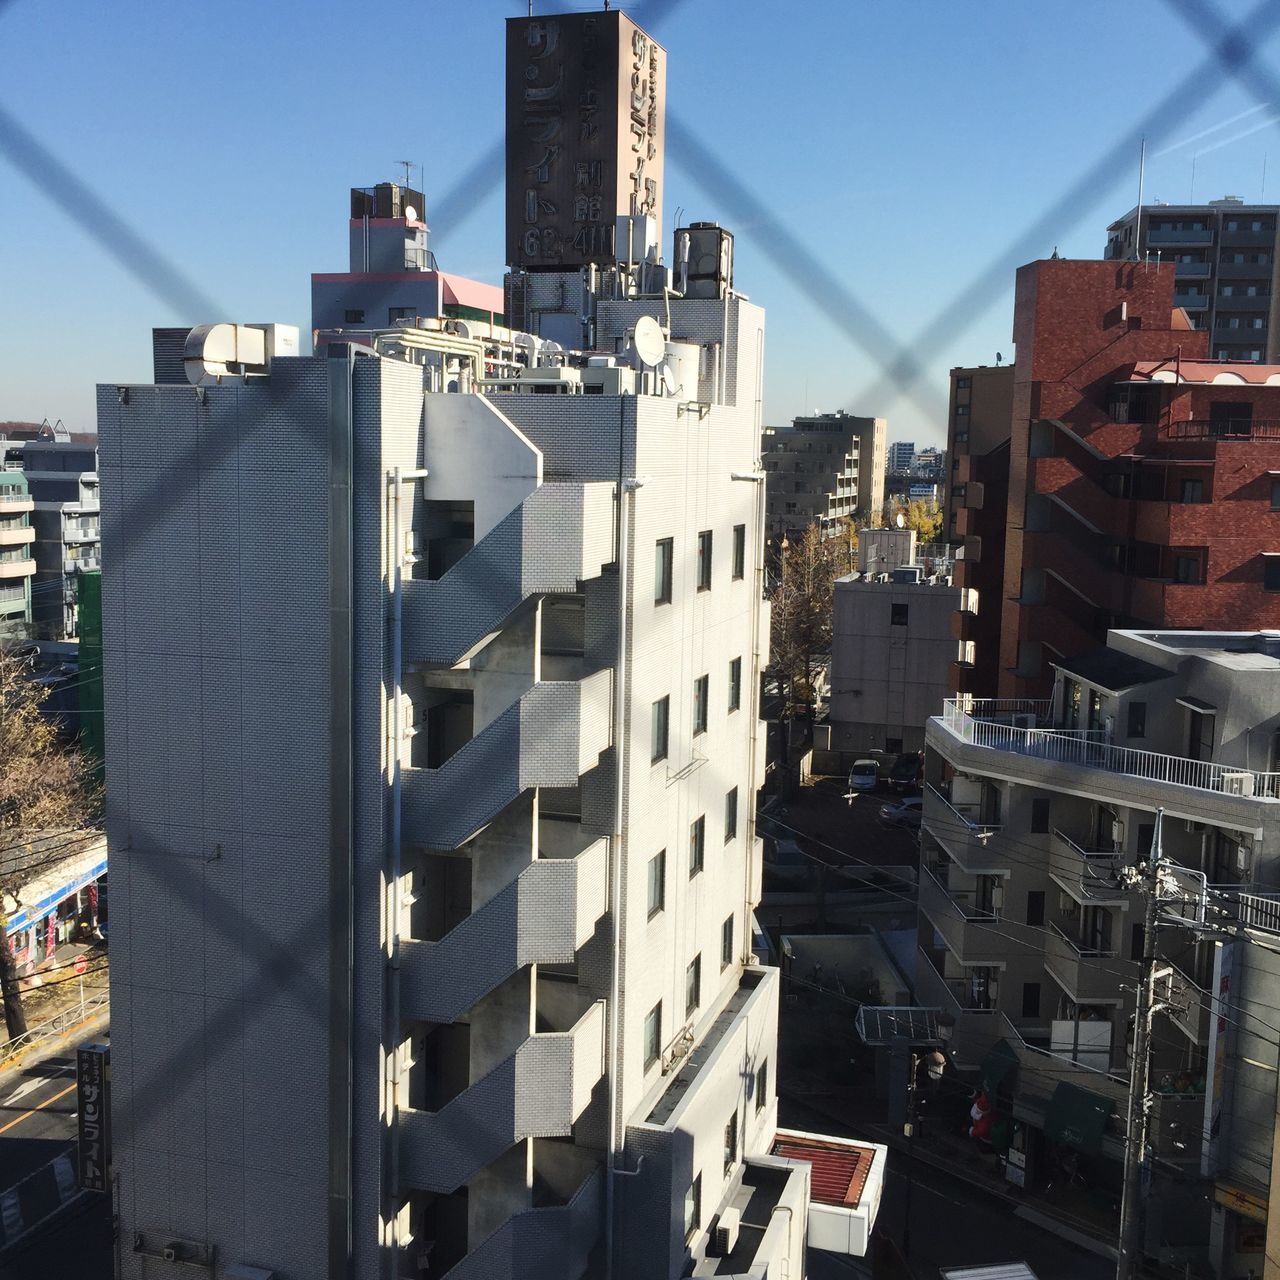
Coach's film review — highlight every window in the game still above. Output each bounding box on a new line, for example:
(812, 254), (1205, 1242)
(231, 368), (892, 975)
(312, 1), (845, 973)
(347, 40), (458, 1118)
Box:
(728, 657), (742, 713)
(693, 674), (709, 735)
(1021, 982), (1041, 1018)
(1180, 478), (1204, 503)
(651, 696), (669, 763)
(697, 530), (713, 591)
(1026, 891), (1045, 927)
(954, 403), (970, 416)
(1271, 479), (1280, 511)
(644, 1002), (662, 1070)
(1174, 553), (1202, 585)
(723, 1112), (738, 1173)
(343, 308), (365, 324)
(884, 736), (903, 755)
(1266, 557), (1280, 592)
(1030, 798), (1051, 834)
(721, 913), (734, 968)
(655, 538), (673, 604)
(647, 849), (666, 918)
(388, 306), (415, 323)
(686, 954), (702, 1018)
(755, 1060), (768, 1112)
(724, 787), (738, 842)
(689, 816), (705, 877)
(956, 376), (971, 390)
(891, 602), (909, 626)
(1127, 701), (1147, 738)
(732, 524), (746, 579)
(683, 1174), (701, 1241)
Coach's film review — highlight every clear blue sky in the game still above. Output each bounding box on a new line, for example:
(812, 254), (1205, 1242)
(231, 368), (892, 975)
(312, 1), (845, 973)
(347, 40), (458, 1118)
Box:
(2, 0), (1278, 445)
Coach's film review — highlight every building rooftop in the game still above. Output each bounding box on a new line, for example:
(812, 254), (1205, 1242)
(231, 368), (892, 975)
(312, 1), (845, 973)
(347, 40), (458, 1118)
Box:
(769, 1131), (878, 1210)
(1053, 647), (1168, 694)
(1127, 358), (1280, 386)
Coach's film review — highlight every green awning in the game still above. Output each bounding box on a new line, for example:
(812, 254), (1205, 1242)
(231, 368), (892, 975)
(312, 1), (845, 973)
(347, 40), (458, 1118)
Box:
(981, 1039), (1019, 1094)
(1045, 1081), (1113, 1153)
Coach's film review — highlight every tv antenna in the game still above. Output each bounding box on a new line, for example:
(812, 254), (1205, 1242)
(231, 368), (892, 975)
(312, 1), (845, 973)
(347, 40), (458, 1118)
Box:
(397, 160), (414, 189)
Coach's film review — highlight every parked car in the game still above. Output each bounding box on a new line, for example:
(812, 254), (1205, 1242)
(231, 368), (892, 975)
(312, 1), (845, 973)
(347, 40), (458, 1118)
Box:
(888, 750), (924, 793)
(879, 795), (923, 829)
(847, 759), (880, 793)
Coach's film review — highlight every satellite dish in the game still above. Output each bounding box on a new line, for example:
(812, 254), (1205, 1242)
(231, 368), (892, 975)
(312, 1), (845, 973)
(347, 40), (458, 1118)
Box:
(633, 315), (665, 368)
(896, 512), (906, 529)
(404, 204), (418, 222)
(661, 364), (678, 396)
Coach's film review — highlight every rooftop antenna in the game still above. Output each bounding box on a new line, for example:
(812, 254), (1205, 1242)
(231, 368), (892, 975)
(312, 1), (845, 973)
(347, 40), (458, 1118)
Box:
(1134, 136), (1147, 263)
(397, 160), (414, 190)
(1190, 153), (1197, 204)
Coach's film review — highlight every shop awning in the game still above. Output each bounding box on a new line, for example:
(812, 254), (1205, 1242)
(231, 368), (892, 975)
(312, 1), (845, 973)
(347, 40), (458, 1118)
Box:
(1045, 1081), (1113, 1153)
(981, 1038), (1019, 1094)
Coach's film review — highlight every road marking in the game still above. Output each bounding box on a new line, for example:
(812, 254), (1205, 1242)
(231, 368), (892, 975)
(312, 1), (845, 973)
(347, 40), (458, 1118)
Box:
(2, 1071), (70, 1108)
(0, 1081), (77, 1135)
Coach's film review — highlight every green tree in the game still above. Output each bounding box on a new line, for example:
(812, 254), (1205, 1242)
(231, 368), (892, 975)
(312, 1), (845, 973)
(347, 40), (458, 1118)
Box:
(0, 651), (100, 1040)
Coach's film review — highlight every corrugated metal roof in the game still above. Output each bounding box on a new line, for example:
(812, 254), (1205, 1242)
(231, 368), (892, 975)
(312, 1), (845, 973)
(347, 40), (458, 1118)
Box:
(770, 1133), (875, 1208)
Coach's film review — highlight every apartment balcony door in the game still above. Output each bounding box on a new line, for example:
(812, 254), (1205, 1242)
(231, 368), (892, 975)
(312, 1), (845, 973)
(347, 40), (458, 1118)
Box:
(1081, 904), (1114, 955)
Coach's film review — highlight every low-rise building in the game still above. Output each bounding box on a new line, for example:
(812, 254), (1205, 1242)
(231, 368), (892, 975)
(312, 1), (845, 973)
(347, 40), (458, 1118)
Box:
(0, 469), (36, 645)
(918, 628), (1280, 1268)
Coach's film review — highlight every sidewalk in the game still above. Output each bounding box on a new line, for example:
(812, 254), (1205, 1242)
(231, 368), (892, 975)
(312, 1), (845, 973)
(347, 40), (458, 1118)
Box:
(1, 944), (109, 1080)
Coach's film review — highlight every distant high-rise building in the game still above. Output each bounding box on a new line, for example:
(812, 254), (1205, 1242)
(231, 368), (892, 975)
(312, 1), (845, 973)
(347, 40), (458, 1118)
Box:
(102, 13), (885, 1280)
(1105, 197), (1280, 362)
(761, 412), (887, 535)
(945, 363), (1014, 699)
(887, 440), (916, 472)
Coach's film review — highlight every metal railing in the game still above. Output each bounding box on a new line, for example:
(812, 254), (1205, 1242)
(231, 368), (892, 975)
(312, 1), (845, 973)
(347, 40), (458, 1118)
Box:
(923, 782), (1002, 837)
(1235, 889), (1280, 934)
(1162, 419), (1280, 441)
(921, 863), (999, 923)
(1050, 828), (1125, 900)
(1049, 918), (1119, 960)
(0, 989), (109, 1070)
(940, 698), (1280, 798)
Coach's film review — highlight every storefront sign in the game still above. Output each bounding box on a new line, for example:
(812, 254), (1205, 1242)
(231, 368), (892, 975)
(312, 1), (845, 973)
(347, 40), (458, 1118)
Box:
(77, 1043), (111, 1192)
(1214, 1181), (1267, 1225)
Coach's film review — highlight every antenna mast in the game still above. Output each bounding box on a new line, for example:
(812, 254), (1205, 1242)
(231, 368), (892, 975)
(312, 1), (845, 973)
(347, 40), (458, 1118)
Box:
(398, 159), (414, 189)
(1134, 136), (1147, 262)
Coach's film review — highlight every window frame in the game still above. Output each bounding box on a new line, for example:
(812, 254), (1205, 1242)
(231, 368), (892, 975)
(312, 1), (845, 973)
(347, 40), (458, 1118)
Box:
(732, 523), (746, 580)
(696, 529), (713, 592)
(693, 673), (709, 736)
(647, 849), (666, 919)
(644, 1002), (663, 1071)
(724, 786), (738, 843)
(728, 656), (742, 713)
(755, 1060), (768, 1113)
(651, 695), (670, 764)
(686, 953), (702, 1019)
(891, 602), (909, 627)
(721, 913), (734, 969)
(684, 1174), (702, 1242)
(654, 537), (674, 605)
(689, 815), (705, 878)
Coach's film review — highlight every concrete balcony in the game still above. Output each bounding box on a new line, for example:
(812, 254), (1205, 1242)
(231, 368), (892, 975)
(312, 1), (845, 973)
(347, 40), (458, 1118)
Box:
(922, 784), (1006, 875)
(401, 834), (608, 1023)
(0, 558), (36, 580)
(400, 999), (605, 1194)
(693, 1160), (809, 1277)
(1173, 260), (1211, 278)
(439, 1166), (603, 1280)
(403, 670), (612, 850)
(0, 526), (35, 547)
(912, 948), (1006, 1064)
(995, 1013), (1130, 1114)
(932, 699), (1280, 827)
(1172, 291), (1210, 310)
(404, 481), (615, 666)
(1044, 920), (1137, 1005)
(1220, 227), (1276, 247)
(1048, 829), (1129, 906)
(1215, 293), (1272, 313)
(0, 495), (33, 514)
(1216, 261), (1273, 280)
(918, 865), (1010, 966)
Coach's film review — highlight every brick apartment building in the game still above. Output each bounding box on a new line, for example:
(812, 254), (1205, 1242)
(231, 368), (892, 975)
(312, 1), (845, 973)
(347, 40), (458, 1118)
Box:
(946, 258), (1280, 698)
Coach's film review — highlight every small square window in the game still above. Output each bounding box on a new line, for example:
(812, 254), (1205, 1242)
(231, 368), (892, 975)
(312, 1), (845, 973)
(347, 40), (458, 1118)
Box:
(728, 657), (742, 713)
(644, 1002), (662, 1070)
(647, 849), (666, 919)
(689, 816), (705, 878)
(721, 914), (734, 968)
(683, 1174), (701, 1241)
(693, 674), (709, 736)
(343, 309), (365, 324)
(697, 530), (713, 591)
(655, 538), (673, 605)
(651, 696), (669, 763)
(1265, 557), (1280, 592)
(686, 954), (701, 1018)
(388, 306), (415, 323)
(724, 786), (738, 843)
(732, 524), (746, 580)
(891, 602), (909, 626)
(1174, 554), (1202, 585)
(755, 1060), (768, 1112)
(956, 376), (971, 390)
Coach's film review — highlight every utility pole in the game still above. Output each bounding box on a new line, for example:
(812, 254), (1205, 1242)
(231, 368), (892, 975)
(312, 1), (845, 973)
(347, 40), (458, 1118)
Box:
(1117, 810), (1166, 1280)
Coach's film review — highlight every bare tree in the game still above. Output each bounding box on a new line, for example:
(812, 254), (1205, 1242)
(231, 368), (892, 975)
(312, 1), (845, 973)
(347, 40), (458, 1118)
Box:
(769, 522), (845, 733)
(0, 651), (100, 1040)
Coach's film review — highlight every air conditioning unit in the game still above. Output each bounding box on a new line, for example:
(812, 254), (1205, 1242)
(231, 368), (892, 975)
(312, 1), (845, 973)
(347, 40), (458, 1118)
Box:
(1221, 772), (1256, 797)
(1011, 713), (1036, 730)
(712, 1208), (741, 1256)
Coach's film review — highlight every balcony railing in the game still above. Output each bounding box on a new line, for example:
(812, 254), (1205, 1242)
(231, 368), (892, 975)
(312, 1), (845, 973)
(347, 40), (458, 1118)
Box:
(1163, 419), (1280, 441)
(1049, 829), (1127, 903)
(1147, 227), (1214, 244)
(939, 698), (1280, 799)
(923, 783), (1001, 838)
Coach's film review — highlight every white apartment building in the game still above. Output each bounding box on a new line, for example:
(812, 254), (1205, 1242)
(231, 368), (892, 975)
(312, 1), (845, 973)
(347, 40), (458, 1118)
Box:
(100, 263), (881, 1280)
(917, 629), (1280, 1270)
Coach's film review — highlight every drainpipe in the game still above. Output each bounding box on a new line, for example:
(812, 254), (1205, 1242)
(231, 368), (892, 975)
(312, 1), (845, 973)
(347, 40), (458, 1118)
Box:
(605, 391), (643, 1277)
(386, 463), (428, 1278)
